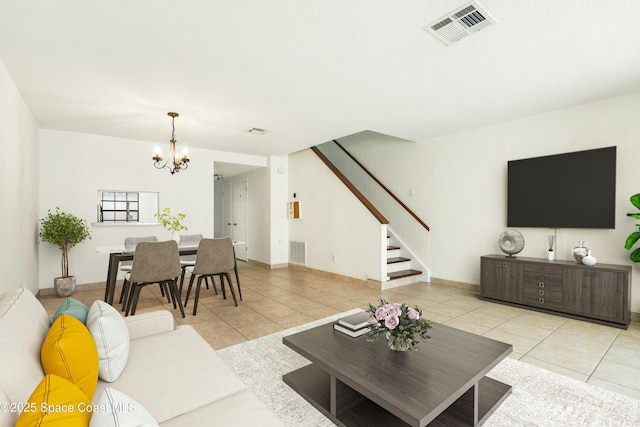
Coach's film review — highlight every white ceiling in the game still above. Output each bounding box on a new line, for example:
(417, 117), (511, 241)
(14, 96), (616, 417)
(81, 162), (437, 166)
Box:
(1, 1), (639, 157)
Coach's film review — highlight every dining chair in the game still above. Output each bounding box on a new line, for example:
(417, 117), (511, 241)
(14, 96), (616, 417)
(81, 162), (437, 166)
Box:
(118, 236), (159, 306)
(123, 240), (185, 318)
(178, 233), (205, 296)
(183, 238), (238, 315)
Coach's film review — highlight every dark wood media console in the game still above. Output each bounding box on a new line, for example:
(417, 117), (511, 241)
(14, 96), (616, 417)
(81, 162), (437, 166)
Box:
(480, 255), (631, 329)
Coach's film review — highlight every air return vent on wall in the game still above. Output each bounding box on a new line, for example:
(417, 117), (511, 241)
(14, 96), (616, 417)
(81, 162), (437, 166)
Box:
(425, 1), (496, 45)
(289, 241), (307, 266)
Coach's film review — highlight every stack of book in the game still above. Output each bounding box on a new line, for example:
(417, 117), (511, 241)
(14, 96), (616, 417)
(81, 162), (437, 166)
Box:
(333, 310), (370, 337)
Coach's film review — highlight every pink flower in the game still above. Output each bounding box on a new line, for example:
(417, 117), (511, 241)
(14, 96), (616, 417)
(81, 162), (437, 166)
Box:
(375, 306), (388, 321)
(387, 304), (401, 317)
(384, 314), (400, 329)
(407, 307), (420, 320)
(368, 312), (379, 326)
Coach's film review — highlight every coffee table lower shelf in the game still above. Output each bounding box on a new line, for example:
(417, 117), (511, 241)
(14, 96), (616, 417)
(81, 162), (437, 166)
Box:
(283, 363), (511, 427)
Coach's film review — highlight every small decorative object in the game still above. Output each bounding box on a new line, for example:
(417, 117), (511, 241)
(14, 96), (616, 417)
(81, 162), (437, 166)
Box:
(39, 208), (92, 297)
(366, 300), (433, 352)
(624, 193), (640, 262)
(498, 229), (525, 257)
(572, 241), (589, 263)
(155, 207), (187, 240)
(334, 311), (370, 337)
(582, 250), (597, 266)
(547, 235), (555, 260)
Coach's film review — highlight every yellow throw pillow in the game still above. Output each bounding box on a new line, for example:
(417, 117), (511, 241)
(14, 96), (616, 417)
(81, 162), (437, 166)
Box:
(41, 314), (99, 399)
(15, 374), (92, 427)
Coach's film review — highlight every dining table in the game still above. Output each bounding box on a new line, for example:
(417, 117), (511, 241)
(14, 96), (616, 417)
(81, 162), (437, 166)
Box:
(95, 244), (198, 305)
(95, 242), (243, 307)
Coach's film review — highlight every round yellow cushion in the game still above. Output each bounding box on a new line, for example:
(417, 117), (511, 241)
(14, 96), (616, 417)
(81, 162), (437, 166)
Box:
(15, 374), (92, 427)
(41, 314), (99, 399)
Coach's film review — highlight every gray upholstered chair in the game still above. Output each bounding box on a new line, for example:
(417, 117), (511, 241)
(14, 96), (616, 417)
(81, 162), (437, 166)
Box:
(183, 238), (238, 315)
(124, 240), (185, 318)
(118, 236), (159, 305)
(178, 233), (204, 295)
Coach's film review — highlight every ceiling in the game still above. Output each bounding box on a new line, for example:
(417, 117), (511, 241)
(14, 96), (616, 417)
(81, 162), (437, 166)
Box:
(1, 1), (639, 158)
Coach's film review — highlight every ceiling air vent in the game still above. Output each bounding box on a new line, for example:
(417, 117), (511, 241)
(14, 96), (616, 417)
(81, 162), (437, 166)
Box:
(425, 1), (495, 45)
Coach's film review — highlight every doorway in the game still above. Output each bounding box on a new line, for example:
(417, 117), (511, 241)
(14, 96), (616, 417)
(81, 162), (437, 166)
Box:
(221, 178), (248, 261)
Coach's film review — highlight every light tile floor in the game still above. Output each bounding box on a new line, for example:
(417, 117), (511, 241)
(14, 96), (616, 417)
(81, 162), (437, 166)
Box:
(38, 261), (640, 400)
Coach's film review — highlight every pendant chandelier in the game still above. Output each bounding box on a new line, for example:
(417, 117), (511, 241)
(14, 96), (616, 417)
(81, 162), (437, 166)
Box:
(153, 112), (190, 175)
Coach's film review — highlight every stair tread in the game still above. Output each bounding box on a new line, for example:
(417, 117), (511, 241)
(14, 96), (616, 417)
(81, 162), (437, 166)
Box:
(387, 257), (411, 264)
(387, 246), (400, 251)
(388, 269), (422, 280)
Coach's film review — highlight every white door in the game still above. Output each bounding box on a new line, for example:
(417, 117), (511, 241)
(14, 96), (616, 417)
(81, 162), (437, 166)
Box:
(233, 179), (248, 261)
(222, 182), (233, 238)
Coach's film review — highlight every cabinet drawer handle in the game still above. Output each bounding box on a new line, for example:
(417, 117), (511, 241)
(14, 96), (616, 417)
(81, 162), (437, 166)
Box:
(539, 282), (545, 288)
(502, 262), (507, 267)
(539, 290), (545, 296)
(538, 298), (545, 304)
(497, 261), (501, 267)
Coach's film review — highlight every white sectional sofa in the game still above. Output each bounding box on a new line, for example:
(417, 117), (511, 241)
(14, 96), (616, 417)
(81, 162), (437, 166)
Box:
(0, 287), (285, 426)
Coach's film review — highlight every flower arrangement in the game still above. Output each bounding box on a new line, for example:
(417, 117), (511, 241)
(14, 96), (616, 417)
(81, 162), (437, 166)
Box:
(367, 299), (433, 351)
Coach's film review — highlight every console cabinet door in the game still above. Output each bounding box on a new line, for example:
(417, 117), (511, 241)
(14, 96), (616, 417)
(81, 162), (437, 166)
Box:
(564, 269), (625, 322)
(481, 258), (520, 302)
(590, 271), (625, 321)
(563, 269), (591, 315)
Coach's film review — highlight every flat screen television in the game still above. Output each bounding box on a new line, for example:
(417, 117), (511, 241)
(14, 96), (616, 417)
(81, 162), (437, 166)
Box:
(507, 146), (616, 229)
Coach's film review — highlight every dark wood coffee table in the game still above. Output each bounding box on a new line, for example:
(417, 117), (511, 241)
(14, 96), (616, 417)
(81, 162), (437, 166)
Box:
(282, 321), (512, 426)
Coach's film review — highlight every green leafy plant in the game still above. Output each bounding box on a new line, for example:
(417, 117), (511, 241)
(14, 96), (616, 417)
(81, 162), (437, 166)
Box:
(155, 207), (188, 234)
(39, 208), (91, 277)
(624, 193), (640, 262)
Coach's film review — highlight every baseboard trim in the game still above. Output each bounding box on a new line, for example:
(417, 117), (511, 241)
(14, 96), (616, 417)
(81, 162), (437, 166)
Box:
(287, 263), (370, 287)
(246, 259), (288, 270)
(430, 277), (479, 292)
(37, 280), (115, 297)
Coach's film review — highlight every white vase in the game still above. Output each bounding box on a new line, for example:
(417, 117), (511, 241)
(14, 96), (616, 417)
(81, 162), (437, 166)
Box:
(547, 249), (555, 261)
(582, 250), (597, 266)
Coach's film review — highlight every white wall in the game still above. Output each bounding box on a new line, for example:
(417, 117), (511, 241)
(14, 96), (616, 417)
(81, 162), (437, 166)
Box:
(38, 129), (270, 289)
(288, 149), (383, 281)
(345, 92), (640, 310)
(0, 59), (40, 294)
(269, 155), (290, 267)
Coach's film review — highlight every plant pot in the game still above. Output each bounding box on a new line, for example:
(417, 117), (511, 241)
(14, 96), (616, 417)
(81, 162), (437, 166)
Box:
(54, 276), (76, 298)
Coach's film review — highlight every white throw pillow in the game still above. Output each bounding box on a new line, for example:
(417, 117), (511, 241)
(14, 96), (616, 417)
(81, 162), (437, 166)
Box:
(87, 300), (130, 382)
(89, 387), (159, 427)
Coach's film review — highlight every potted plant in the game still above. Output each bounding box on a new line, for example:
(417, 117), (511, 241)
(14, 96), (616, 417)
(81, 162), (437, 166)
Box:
(624, 193), (640, 262)
(155, 207), (187, 240)
(39, 208), (92, 297)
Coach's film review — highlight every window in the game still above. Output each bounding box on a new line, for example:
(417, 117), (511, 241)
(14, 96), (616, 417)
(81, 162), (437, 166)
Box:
(99, 192), (139, 222)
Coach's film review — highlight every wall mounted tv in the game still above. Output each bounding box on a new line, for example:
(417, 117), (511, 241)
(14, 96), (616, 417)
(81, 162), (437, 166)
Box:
(507, 146), (616, 229)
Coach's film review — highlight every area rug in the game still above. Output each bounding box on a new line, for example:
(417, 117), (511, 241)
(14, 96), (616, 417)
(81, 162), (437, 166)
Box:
(217, 309), (640, 426)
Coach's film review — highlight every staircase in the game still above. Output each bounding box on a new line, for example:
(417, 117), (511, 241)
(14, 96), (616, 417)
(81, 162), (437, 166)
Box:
(311, 140), (430, 289)
(385, 235), (422, 287)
